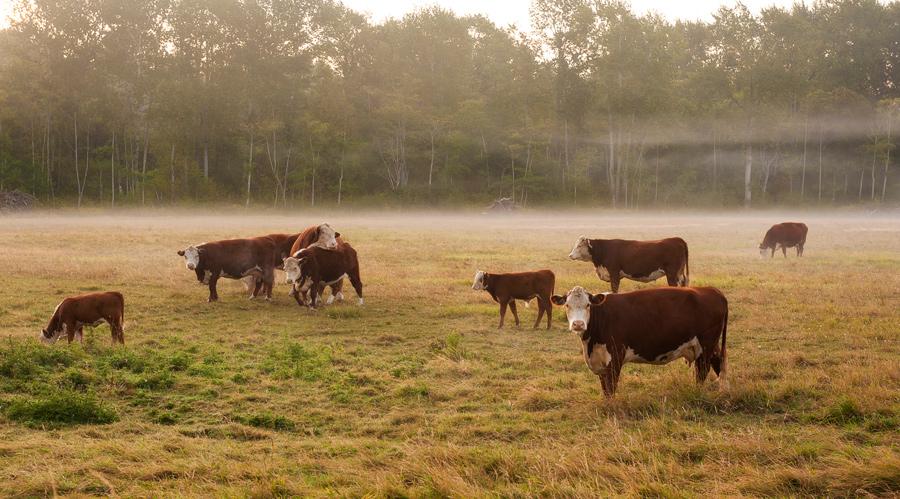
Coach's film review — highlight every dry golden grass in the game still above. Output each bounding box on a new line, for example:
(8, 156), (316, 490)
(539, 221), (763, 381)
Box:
(0, 209), (898, 497)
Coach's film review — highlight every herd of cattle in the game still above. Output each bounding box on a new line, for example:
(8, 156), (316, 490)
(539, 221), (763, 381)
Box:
(38, 220), (809, 398)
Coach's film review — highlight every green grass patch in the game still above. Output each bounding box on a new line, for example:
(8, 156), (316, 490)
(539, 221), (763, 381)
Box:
(4, 390), (117, 426)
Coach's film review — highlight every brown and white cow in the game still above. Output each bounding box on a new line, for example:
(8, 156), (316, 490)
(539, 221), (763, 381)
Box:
(178, 237), (277, 302)
(551, 286), (728, 397)
(760, 222), (808, 258)
(242, 224), (341, 291)
(40, 291), (125, 345)
(472, 270), (555, 329)
(283, 240), (363, 308)
(568, 236), (689, 293)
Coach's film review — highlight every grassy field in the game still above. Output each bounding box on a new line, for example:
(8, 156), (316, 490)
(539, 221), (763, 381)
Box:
(0, 210), (897, 497)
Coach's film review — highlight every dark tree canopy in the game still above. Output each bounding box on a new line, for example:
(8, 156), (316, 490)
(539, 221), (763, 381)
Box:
(0, 0), (897, 208)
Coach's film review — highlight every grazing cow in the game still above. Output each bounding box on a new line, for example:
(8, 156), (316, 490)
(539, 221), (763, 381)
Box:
(551, 286), (728, 397)
(568, 236), (689, 293)
(40, 292), (125, 345)
(471, 270), (555, 329)
(283, 241), (363, 308)
(178, 237), (277, 302)
(760, 222), (808, 258)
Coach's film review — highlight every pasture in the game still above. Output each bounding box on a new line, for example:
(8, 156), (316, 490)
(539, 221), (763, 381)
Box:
(0, 210), (897, 497)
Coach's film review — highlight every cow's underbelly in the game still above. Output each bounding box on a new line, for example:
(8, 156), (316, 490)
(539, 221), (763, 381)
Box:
(595, 265), (666, 283)
(75, 319), (106, 329)
(624, 337), (702, 365)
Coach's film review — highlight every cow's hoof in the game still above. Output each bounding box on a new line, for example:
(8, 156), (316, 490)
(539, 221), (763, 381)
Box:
(208, 298), (218, 303)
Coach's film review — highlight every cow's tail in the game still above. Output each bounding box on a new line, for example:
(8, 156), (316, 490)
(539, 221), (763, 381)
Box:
(718, 304), (728, 390)
(681, 240), (690, 286)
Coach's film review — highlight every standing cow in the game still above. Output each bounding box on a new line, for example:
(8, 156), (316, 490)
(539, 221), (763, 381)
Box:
(471, 270), (555, 329)
(283, 240), (363, 308)
(40, 291), (125, 345)
(568, 236), (690, 293)
(242, 224), (341, 292)
(178, 237), (277, 302)
(760, 222), (808, 258)
(551, 286), (728, 397)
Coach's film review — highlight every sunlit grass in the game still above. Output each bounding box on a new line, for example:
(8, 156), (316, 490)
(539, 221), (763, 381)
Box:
(0, 210), (897, 496)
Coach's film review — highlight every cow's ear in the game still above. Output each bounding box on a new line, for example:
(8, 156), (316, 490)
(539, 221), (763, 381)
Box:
(177, 250), (185, 256)
(550, 295), (566, 306)
(589, 293), (607, 306)
(334, 232), (341, 238)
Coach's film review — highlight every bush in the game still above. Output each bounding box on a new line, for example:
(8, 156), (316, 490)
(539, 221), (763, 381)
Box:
(5, 390), (117, 426)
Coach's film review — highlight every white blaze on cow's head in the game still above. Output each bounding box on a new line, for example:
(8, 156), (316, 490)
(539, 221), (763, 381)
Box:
(472, 270), (487, 290)
(316, 223), (339, 249)
(177, 246), (202, 270)
(551, 286), (607, 333)
(283, 256), (303, 284)
(39, 326), (64, 344)
(568, 236), (593, 261)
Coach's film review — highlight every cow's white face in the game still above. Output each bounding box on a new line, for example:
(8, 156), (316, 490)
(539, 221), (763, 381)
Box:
(283, 257), (302, 283)
(316, 224), (338, 249)
(179, 246), (201, 270)
(39, 327), (64, 344)
(759, 247), (768, 258)
(551, 286), (606, 333)
(568, 236), (592, 261)
(472, 271), (486, 290)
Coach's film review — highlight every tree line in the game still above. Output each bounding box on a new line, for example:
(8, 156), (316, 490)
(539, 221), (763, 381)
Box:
(0, 0), (897, 208)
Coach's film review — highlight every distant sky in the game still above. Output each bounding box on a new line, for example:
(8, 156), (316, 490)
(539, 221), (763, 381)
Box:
(0, 1), (804, 30)
(340, 0), (803, 29)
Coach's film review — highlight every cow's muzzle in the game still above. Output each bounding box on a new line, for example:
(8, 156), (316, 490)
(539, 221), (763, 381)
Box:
(187, 264), (196, 270)
(571, 320), (586, 332)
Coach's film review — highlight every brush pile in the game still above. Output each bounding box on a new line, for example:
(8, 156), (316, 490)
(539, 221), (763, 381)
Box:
(485, 197), (518, 213)
(0, 190), (37, 212)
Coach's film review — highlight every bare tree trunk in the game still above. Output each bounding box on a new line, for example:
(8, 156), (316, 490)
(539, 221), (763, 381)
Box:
(170, 143), (176, 203)
(245, 134), (253, 208)
(74, 113), (81, 208)
(203, 142), (209, 179)
(871, 143), (878, 201)
(282, 145), (292, 208)
(712, 131), (718, 192)
(817, 126), (823, 202)
(111, 131), (116, 207)
(428, 127), (435, 187)
(744, 143), (753, 208)
(882, 113), (893, 202)
(801, 115), (808, 200)
(141, 126), (149, 205)
(654, 147), (659, 204)
(338, 132), (345, 205)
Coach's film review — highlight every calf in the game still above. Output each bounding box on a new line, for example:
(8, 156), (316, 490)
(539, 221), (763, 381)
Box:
(178, 237), (277, 302)
(283, 241), (363, 308)
(568, 236), (689, 293)
(286, 223), (343, 300)
(472, 270), (555, 329)
(551, 286), (728, 397)
(760, 222), (808, 257)
(40, 292), (125, 345)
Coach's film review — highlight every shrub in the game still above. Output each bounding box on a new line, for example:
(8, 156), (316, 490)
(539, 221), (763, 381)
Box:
(5, 390), (117, 426)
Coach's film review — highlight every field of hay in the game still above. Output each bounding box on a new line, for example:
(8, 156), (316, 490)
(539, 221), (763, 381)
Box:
(0, 210), (897, 497)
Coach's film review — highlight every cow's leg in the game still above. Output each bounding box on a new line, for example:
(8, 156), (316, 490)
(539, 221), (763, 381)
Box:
(770, 248), (775, 258)
(330, 279), (344, 304)
(264, 268), (274, 301)
(544, 297), (552, 329)
(75, 326), (84, 344)
(599, 363), (622, 398)
(666, 269), (679, 287)
(782, 245), (787, 258)
(797, 245), (802, 257)
(498, 300), (507, 329)
(291, 284), (305, 307)
(250, 278), (263, 299)
(508, 300), (520, 327)
(64, 321), (76, 344)
(695, 353), (711, 384)
(207, 271), (221, 302)
(609, 273), (621, 293)
(348, 268), (364, 305)
(533, 299), (544, 329)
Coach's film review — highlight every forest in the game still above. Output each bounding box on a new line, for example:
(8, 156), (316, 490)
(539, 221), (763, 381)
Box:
(0, 0), (897, 208)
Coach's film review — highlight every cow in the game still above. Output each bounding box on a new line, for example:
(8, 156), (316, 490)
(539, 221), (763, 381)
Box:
(568, 236), (689, 293)
(283, 240), (363, 308)
(177, 237), (277, 302)
(760, 222), (808, 258)
(40, 291), (125, 345)
(471, 270), (555, 329)
(551, 286), (728, 397)
(242, 224), (340, 291)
